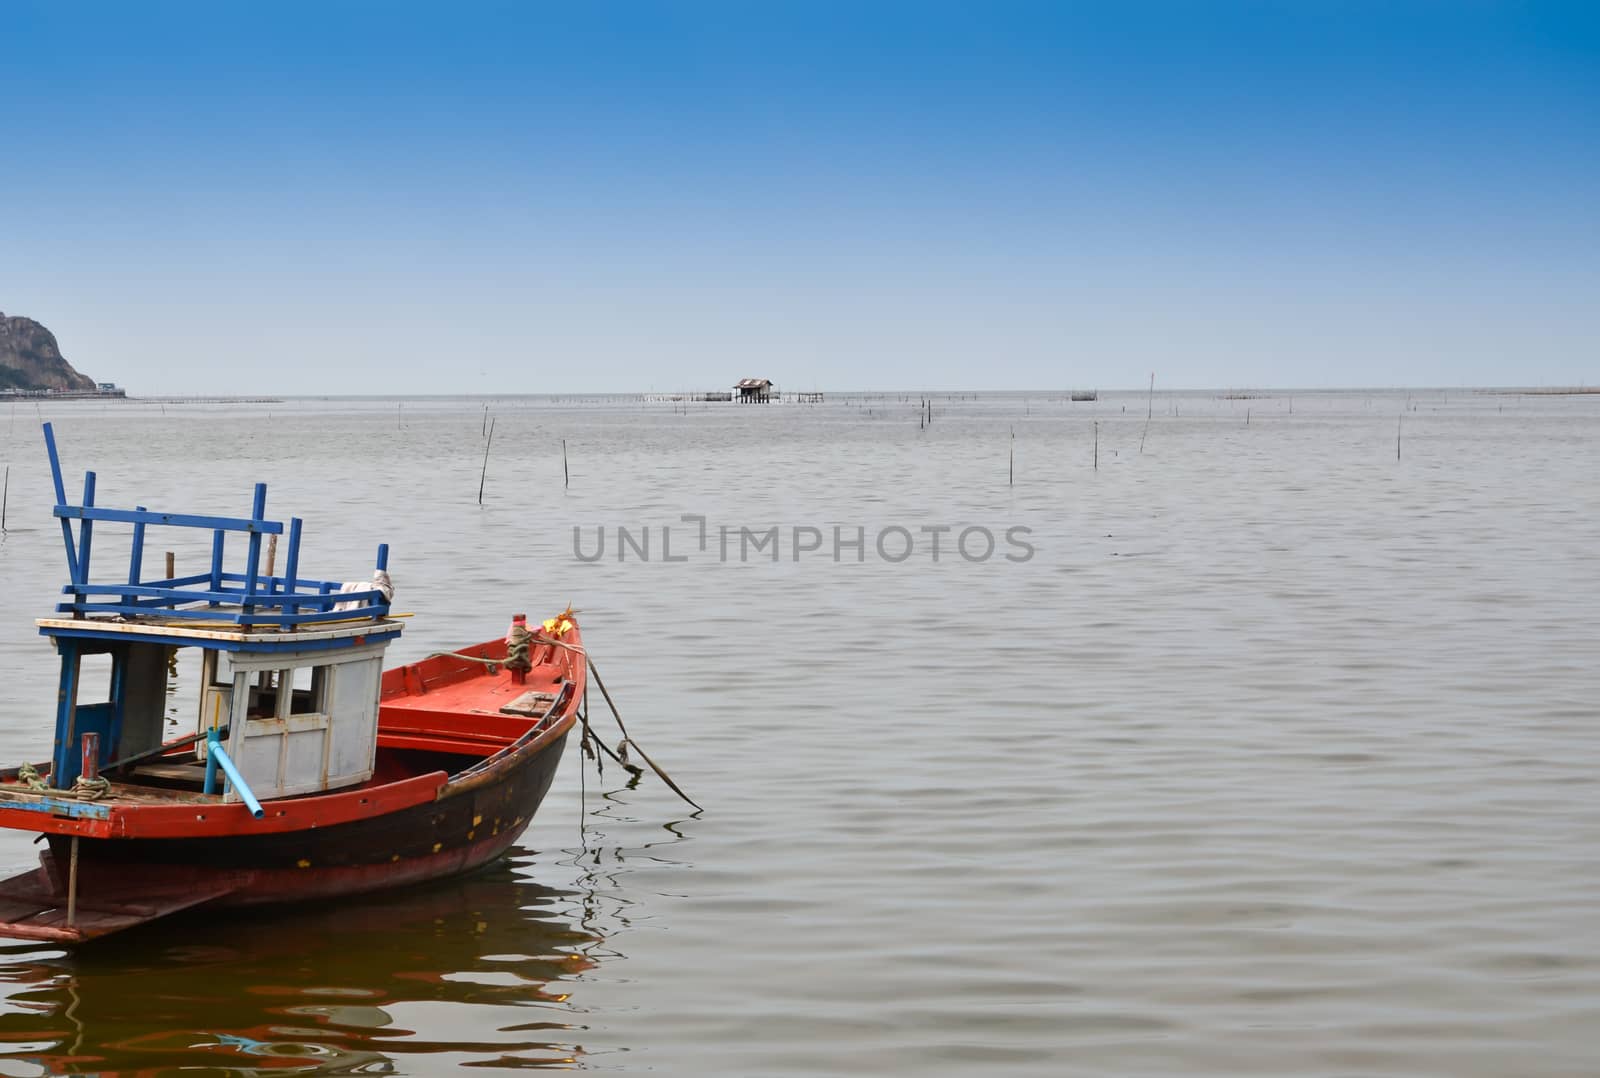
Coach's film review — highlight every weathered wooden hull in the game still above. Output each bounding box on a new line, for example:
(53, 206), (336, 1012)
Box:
(41, 727), (570, 908)
(0, 626), (585, 942)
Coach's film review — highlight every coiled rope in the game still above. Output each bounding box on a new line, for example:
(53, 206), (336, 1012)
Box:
(14, 762), (112, 801)
(72, 775), (111, 801)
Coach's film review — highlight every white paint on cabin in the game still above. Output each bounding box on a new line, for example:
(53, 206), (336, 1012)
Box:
(36, 616), (403, 801)
(197, 641), (392, 800)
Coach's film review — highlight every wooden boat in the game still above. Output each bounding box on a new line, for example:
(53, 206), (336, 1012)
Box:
(0, 425), (584, 943)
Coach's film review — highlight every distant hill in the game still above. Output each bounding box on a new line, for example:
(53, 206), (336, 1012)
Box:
(0, 312), (98, 392)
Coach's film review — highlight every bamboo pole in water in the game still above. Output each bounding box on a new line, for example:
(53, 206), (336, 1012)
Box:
(479, 418), (495, 505)
(563, 439), (570, 488)
(1140, 373), (1154, 453)
(1, 465), (7, 532)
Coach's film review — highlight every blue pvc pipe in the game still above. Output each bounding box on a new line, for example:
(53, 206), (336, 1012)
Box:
(207, 731), (264, 819)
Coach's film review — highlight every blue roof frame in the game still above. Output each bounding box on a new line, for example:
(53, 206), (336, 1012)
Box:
(41, 423), (394, 632)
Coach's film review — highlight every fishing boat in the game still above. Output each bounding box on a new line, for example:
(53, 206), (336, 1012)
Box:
(0, 424), (584, 943)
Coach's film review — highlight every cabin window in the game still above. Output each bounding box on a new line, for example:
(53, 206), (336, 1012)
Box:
(282, 665), (329, 717)
(197, 652), (235, 733)
(77, 652), (115, 703)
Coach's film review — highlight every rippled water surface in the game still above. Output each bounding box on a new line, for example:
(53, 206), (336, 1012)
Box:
(0, 390), (1595, 1076)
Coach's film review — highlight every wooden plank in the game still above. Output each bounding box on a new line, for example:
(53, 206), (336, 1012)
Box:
(0, 791), (111, 820)
(130, 762), (206, 782)
(499, 691), (557, 717)
(376, 732), (513, 755)
(0, 865), (241, 942)
(380, 708), (539, 741)
(35, 617), (403, 644)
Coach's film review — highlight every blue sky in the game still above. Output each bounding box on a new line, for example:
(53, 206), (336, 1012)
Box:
(2, 1), (1594, 393)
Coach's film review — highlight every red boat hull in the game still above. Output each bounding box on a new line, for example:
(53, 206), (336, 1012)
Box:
(0, 625), (585, 942)
(42, 725), (570, 905)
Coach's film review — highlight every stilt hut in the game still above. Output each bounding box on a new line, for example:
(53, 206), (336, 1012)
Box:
(735, 379), (774, 403)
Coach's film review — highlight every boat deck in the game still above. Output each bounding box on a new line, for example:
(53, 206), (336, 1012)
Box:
(0, 782), (213, 811)
(378, 641), (574, 758)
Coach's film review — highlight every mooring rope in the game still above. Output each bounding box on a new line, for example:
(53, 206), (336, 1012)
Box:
(422, 651), (503, 666)
(13, 763), (112, 801)
(586, 657), (702, 813)
(423, 637), (587, 668)
(580, 712), (639, 777)
(425, 637), (700, 812)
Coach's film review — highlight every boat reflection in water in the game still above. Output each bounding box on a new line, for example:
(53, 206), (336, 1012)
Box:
(0, 851), (608, 1074)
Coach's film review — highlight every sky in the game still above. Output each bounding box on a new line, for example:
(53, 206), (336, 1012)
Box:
(1, 1), (1595, 394)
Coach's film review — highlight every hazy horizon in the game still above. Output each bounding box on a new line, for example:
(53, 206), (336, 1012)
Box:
(23, 382), (1590, 399)
(3, 2), (1595, 395)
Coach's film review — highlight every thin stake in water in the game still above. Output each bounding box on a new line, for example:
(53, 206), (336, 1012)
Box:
(478, 417), (495, 505)
(563, 439), (570, 488)
(1397, 414), (1403, 460)
(1140, 373), (1154, 453)
(1, 465), (7, 532)
(1008, 426), (1014, 486)
(1093, 422), (1099, 470)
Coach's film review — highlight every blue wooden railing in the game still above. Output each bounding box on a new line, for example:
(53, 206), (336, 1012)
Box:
(44, 423), (391, 628)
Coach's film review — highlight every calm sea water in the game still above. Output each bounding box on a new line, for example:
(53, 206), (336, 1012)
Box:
(0, 389), (1595, 1076)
